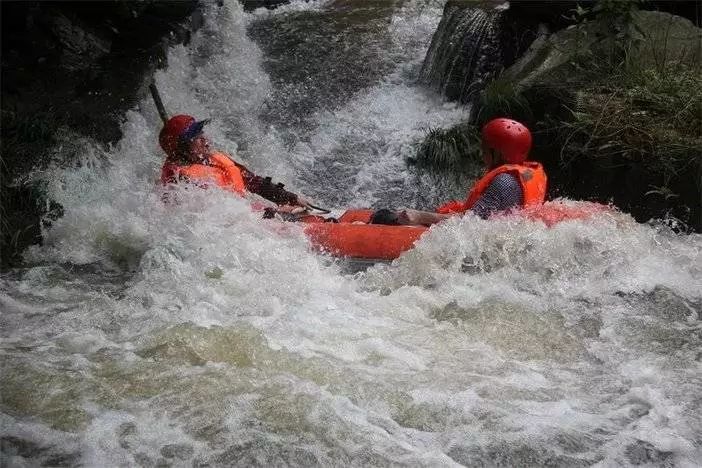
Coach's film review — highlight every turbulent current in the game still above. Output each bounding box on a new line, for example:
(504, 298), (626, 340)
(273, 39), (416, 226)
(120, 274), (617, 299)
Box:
(1, 1), (701, 466)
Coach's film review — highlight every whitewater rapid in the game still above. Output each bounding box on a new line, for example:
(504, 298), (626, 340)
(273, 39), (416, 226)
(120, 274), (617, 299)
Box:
(1, 1), (701, 467)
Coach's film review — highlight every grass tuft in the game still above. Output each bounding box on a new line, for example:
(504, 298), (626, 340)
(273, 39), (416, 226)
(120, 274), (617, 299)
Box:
(475, 77), (533, 126)
(414, 122), (482, 172)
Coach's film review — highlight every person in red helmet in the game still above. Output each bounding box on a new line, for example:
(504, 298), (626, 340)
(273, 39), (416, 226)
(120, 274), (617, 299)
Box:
(159, 114), (313, 210)
(370, 117), (547, 225)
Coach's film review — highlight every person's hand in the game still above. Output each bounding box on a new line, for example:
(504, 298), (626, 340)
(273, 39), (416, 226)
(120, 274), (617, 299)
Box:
(295, 194), (314, 209)
(398, 209), (451, 226)
(277, 204), (308, 215)
(397, 209), (411, 225)
(398, 209), (425, 225)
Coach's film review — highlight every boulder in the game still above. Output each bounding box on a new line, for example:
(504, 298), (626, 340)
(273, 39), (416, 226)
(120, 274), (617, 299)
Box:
(503, 10), (702, 90)
(420, 0), (543, 105)
(0, 0), (200, 267)
(240, 0), (292, 11)
(496, 10), (702, 230)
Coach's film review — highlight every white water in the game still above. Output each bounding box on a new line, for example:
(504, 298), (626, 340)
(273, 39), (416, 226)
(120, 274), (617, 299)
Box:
(2, 1), (701, 466)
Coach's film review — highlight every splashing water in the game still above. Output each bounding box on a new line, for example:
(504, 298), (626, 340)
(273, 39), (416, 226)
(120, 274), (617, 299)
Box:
(2, 1), (701, 466)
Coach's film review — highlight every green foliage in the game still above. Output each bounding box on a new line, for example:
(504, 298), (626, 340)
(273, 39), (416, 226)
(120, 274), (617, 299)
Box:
(527, 2), (699, 199)
(414, 122), (481, 172)
(571, 0), (644, 38)
(558, 3), (702, 191)
(591, 0), (643, 30)
(567, 0), (647, 77)
(475, 78), (533, 127)
(560, 65), (702, 189)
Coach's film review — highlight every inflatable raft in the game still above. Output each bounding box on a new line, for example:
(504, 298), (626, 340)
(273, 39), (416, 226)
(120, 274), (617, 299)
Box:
(303, 202), (610, 261)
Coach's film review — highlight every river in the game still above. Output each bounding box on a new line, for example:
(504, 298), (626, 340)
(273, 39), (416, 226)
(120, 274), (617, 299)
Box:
(1, 1), (701, 466)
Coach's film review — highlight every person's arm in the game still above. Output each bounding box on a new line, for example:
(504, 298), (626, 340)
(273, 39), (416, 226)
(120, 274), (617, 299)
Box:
(390, 173), (523, 225)
(398, 209), (453, 226)
(240, 170), (301, 206)
(469, 173), (523, 219)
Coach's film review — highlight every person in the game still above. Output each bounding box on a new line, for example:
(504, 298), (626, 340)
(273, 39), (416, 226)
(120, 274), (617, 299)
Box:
(158, 114), (312, 212)
(370, 117), (547, 226)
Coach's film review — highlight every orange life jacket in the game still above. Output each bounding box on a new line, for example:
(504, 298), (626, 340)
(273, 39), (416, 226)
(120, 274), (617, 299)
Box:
(437, 162), (547, 214)
(161, 151), (246, 195)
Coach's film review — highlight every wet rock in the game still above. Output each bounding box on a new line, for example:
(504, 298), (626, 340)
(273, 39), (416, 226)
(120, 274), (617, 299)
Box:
(50, 13), (111, 72)
(0, 0), (200, 268)
(422, 0), (700, 107)
(503, 11), (702, 91)
(420, 1), (544, 106)
(240, 0), (292, 11)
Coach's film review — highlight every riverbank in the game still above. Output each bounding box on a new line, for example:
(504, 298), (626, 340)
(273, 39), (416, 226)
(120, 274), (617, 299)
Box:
(418, 1), (702, 231)
(1, 1), (200, 267)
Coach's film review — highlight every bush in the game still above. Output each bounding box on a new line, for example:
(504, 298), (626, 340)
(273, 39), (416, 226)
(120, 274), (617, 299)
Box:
(414, 122), (482, 172)
(474, 77), (533, 126)
(560, 64), (702, 190)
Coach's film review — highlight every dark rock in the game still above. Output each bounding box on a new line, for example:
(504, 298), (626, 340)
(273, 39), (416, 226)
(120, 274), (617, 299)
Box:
(420, 1), (544, 106)
(240, 0), (292, 11)
(421, 0), (700, 108)
(509, 0), (701, 28)
(0, 0), (200, 268)
(508, 0), (591, 29)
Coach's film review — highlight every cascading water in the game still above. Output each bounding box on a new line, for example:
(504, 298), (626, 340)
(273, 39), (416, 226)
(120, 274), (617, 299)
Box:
(421, 3), (506, 105)
(420, 1), (540, 106)
(1, 1), (701, 467)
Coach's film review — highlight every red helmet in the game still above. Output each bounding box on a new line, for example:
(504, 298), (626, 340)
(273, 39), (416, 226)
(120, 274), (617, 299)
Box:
(481, 118), (532, 164)
(159, 114), (195, 158)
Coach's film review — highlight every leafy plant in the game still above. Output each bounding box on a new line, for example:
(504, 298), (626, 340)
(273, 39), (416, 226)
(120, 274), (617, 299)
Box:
(414, 122), (481, 172)
(475, 77), (533, 126)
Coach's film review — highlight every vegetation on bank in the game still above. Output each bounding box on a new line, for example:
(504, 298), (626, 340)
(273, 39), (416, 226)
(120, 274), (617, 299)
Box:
(417, 0), (702, 229)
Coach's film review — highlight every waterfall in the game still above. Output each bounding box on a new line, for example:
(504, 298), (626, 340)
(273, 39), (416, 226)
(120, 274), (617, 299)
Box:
(420, 1), (539, 106)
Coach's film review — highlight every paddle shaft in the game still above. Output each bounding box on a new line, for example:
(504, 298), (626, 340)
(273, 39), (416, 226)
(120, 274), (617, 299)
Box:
(149, 83), (169, 124)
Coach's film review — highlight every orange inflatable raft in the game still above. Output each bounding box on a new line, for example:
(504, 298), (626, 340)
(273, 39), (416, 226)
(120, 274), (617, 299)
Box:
(302, 202), (610, 261)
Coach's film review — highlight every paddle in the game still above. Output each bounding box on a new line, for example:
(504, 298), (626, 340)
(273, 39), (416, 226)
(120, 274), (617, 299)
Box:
(149, 82), (169, 124)
(306, 204), (331, 214)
